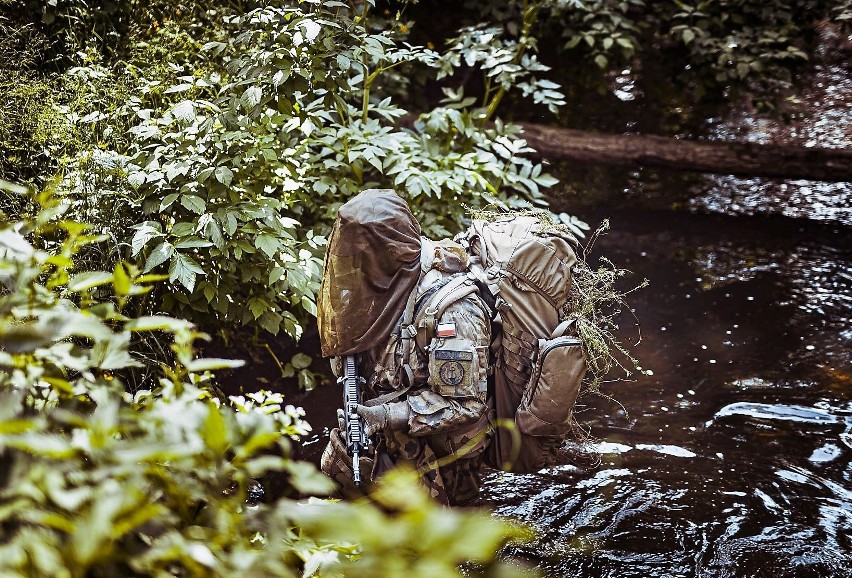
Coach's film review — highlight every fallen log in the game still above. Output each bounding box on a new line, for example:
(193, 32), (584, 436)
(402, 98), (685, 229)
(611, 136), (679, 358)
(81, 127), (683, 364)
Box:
(519, 123), (852, 182)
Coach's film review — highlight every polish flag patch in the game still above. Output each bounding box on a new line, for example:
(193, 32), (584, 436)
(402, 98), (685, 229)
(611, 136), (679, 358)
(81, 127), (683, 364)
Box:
(436, 322), (457, 338)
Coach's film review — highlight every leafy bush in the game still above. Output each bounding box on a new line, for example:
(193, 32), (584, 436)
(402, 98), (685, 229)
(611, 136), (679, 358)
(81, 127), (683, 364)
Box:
(0, 182), (534, 577)
(115, 2), (565, 338)
(0, 2), (566, 370)
(451, 0), (848, 114)
(3, 1), (570, 349)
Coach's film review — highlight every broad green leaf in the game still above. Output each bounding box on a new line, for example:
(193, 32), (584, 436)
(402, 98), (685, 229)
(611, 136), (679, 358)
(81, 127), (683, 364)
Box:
(214, 166), (233, 186)
(202, 404), (228, 456)
(131, 223), (162, 256)
(244, 455), (289, 477)
(168, 252), (205, 292)
(534, 173), (559, 187)
(301, 295), (318, 317)
(181, 195), (207, 215)
(136, 273), (169, 284)
(171, 222), (195, 237)
(268, 266), (285, 285)
(291, 353), (312, 369)
(202, 217), (225, 249)
(174, 238), (213, 249)
(160, 193), (180, 211)
(0, 178), (30, 194)
(284, 461), (335, 495)
(68, 271), (113, 292)
(143, 242), (173, 273)
(7, 433), (78, 459)
(235, 431), (281, 460)
(258, 310), (283, 336)
(164, 83), (193, 94)
(112, 262), (131, 296)
(255, 234), (280, 258)
(46, 254), (74, 268)
(0, 418), (38, 435)
(125, 315), (194, 332)
(111, 503), (165, 539)
(248, 298), (269, 320)
(90, 335), (143, 369)
(186, 358), (246, 371)
(298, 370), (316, 390)
(241, 86), (262, 109)
(224, 212), (238, 236)
(127, 172), (146, 189)
(201, 41), (226, 54)
(172, 100), (196, 123)
(202, 282), (217, 303)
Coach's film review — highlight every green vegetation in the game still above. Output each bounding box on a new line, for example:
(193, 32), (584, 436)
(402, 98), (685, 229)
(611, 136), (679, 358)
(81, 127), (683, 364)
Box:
(1, 0), (565, 347)
(0, 183), (530, 577)
(449, 0), (850, 116)
(3, 0), (845, 343)
(1, 0), (845, 574)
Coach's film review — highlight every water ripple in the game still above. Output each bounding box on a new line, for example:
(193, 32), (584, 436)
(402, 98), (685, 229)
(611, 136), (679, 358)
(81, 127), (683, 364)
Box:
(710, 402), (842, 425)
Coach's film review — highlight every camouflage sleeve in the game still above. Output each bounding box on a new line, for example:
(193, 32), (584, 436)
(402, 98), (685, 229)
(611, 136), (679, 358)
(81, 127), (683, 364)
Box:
(407, 295), (490, 436)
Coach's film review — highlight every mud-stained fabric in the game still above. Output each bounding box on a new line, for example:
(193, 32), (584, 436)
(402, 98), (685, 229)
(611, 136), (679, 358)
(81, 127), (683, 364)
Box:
(317, 189), (422, 357)
(321, 271), (493, 506)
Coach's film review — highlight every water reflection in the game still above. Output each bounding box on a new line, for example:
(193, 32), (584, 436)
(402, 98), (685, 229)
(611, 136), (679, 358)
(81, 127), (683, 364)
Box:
(694, 63), (852, 225)
(712, 402), (843, 425)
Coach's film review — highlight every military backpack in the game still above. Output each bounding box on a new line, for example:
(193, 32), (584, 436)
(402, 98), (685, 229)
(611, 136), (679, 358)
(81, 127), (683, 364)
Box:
(412, 215), (587, 474)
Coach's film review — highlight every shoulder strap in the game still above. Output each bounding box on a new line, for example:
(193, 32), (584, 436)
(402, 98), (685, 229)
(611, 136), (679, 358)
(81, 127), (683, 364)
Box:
(367, 273), (474, 405)
(413, 273), (481, 352)
(396, 277), (421, 388)
(360, 286), (420, 408)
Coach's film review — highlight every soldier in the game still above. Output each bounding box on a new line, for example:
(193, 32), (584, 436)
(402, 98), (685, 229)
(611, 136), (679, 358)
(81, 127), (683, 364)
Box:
(318, 189), (492, 506)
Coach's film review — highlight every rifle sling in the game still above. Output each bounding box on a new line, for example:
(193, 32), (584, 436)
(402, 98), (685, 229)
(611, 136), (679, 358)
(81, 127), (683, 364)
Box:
(362, 384), (413, 407)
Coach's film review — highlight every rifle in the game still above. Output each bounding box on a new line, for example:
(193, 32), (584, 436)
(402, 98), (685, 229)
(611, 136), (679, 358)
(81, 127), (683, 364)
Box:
(340, 355), (368, 486)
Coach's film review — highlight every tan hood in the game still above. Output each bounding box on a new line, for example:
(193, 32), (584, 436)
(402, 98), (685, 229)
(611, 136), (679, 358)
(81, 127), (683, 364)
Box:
(317, 189), (422, 357)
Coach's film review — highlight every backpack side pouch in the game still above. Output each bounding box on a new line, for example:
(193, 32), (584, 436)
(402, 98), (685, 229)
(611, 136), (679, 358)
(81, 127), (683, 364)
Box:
(515, 336), (585, 437)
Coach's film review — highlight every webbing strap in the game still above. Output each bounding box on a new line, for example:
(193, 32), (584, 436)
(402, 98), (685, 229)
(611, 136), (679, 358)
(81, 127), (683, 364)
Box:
(397, 279), (421, 388)
(414, 274), (478, 351)
(550, 318), (577, 339)
(363, 384), (413, 407)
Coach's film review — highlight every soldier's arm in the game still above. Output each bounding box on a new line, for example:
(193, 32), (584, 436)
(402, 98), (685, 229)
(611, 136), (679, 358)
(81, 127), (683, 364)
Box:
(406, 295), (490, 436)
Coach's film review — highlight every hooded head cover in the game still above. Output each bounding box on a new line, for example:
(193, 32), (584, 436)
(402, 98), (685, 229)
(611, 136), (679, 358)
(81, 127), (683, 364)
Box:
(318, 189), (422, 357)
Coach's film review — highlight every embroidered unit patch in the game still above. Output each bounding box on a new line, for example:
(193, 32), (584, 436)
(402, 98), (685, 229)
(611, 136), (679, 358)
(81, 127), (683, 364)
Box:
(430, 349), (475, 395)
(439, 361), (465, 386)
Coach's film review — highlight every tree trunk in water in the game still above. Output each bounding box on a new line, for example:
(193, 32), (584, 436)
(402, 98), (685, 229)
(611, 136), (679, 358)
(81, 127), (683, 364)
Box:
(519, 123), (852, 182)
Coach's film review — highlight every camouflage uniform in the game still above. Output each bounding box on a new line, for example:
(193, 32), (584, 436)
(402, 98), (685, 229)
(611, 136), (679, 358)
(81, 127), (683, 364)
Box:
(321, 271), (492, 506)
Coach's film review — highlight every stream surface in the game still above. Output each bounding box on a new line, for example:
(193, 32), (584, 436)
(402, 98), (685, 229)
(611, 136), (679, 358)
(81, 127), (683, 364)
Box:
(480, 53), (852, 576)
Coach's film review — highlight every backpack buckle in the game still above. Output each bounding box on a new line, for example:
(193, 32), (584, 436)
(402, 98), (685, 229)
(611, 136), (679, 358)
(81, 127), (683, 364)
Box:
(401, 324), (418, 338)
